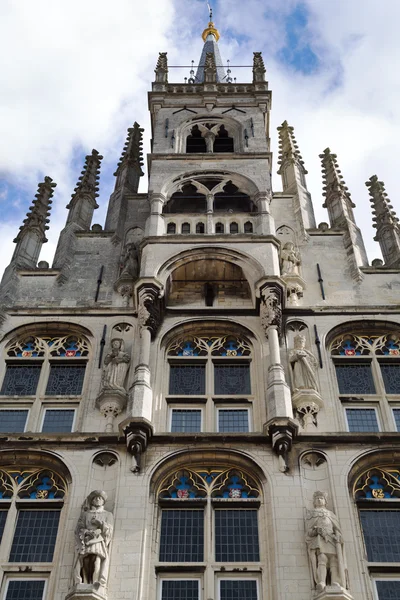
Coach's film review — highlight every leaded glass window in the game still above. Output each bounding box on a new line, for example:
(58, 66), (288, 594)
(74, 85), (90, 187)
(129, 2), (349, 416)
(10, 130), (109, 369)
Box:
(0, 409), (29, 432)
(393, 409), (400, 431)
(1, 365), (41, 396)
(335, 364), (375, 394)
(5, 580), (46, 600)
(346, 408), (379, 432)
(160, 510), (204, 562)
(45, 364), (85, 395)
(376, 580), (400, 599)
(214, 365), (251, 395)
(0, 510), (7, 544)
(215, 510), (259, 562)
(161, 580), (199, 600)
(218, 409), (249, 432)
(220, 580), (258, 600)
(169, 366), (206, 395)
(381, 363), (400, 394)
(42, 409), (75, 433)
(359, 510), (400, 562)
(171, 409), (202, 432)
(9, 509), (60, 562)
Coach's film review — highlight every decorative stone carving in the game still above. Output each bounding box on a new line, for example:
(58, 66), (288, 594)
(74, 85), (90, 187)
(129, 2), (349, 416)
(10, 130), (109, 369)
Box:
(265, 417), (299, 473)
(155, 52), (168, 83)
(289, 334), (322, 429)
(137, 286), (163, 338)
(120, 418), (153, 473)
(73, 491), (114, 594)
(281, 242), (301, 276)
(252, 51), (266, 82)
(101, 338), (130, 393)
(306, 491), (348, 596)
(260, 284), (283, 336)
(120, 242), (139, 279)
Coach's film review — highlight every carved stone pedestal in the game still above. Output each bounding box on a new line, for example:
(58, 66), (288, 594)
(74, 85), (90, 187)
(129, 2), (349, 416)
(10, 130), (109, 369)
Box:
(65, 584), (106, 600)
(292, 389), (323, 430)
(313, 585), (353, 600)
(96, 389), (128, 432)
(282, 273), (306, 306)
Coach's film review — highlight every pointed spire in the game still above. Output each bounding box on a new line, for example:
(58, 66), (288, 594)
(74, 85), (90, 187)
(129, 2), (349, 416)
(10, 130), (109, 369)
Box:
(11, 176), (56, 269)
(114, 122), (144, 193)
(320, 148), (356, 228)
(196, 14), (225, 83)
(65, 149), (103, 229)
(253, 52), (266, 83)
(366, 175), (400, 267)
(154, 52), (168, 83)
(277, 121), (308, 179)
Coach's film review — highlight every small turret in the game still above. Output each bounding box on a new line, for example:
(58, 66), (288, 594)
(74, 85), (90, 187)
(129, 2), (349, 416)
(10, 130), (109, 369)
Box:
(66, 149), (103, 229)
(252, 52), (266, 83)
(154, 52), (168, 84)
(320, 148), (368, 277)
(12, 176), (56, 269)
(277, 121), (315, 231)
(366, 175), (400, 267)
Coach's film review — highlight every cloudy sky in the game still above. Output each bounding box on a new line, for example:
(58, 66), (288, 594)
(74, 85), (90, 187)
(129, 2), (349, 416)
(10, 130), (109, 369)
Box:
(0, 0), (398, 277)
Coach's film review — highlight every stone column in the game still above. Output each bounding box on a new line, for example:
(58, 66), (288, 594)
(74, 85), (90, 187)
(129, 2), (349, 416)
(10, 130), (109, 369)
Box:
(255, 191), (275, 235)
(146, 192), (165, 237)
(206, 193), (214, 234)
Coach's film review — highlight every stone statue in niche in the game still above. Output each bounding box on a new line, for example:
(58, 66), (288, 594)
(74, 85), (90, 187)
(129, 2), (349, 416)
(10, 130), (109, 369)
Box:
(74, 490), (114, 589)
(280, 241), (301, 276)
(120, 242), (139, 279)
(102, 338), (130, 393)
(289, 334), (319, 392)
(305, 491), (346, 593)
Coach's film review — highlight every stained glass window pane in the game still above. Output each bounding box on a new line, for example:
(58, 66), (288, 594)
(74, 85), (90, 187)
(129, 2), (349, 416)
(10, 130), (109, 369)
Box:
(42, 409), (75, 433)
(215, 510), (259, 562)
(9, 510), (60, 562)
(0, 510), (7, 544)
(45, 365), (85, 395)
(160, 510), (204, 562)
(346, 408), (379, 432)
(376, 580), (400, 599)
(171, 409), (201, 432)
(161, 580), (199, 600)
(169, 366), (206, 395)
(0, 410), (29, 432)
(381, 363), (400, 394)
(1, 365), (41, 396)
(218, 409), (249, 432)
(393, 409), (400, 432)
(214, 365), (251, 395)
(360, 510), (400, 562)
(335, 363), (375, 394)
(220, 580), (258, 600)
(6, 580), (46, 600)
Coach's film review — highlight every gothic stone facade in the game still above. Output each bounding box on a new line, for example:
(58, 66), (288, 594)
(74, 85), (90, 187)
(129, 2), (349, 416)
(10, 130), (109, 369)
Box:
(0, 18), (399, 600)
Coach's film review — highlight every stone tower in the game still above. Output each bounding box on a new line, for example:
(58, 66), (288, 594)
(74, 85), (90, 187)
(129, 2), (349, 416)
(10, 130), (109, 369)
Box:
(0, 13), (399, 600)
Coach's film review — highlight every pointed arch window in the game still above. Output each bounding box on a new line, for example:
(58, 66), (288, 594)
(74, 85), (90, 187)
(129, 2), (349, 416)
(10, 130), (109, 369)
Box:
(196, 222), (205, 234)
(181, 222), (191, 234)
(244, 221), (254, 233)
(167, 222), (176, 234)
(215, 222), (224, 234)
(230, 222), (239, 234)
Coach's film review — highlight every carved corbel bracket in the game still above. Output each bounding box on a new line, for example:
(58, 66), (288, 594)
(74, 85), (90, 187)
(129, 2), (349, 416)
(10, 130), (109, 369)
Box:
(137, 283), (164, 339)
(258, 282), (284, 337)
(292, 389), (323, 430)
(96, 389), (128, 432)
(119, 417), (153, 473)
(65, 583), (106, 600)
(114, 278), (134, 307)
(281, 274), (306, 307)
(264, 417), (299, 473)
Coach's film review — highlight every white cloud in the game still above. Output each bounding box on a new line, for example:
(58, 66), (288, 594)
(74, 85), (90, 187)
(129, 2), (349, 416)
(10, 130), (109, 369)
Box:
(0, 0), (399, 276)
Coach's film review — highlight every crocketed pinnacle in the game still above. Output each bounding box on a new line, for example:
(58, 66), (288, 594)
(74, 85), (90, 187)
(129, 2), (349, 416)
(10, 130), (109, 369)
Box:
(67, 149), (103, 209)
(277, 120), (308, 175)
(114, 122), (144, 177)
(366, 175), (400, 232)
(320, 147), (355, 209)
(14, 177), (57, 244)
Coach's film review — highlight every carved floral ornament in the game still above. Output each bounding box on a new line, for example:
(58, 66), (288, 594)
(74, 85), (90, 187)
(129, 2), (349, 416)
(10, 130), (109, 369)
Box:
(158, 467), (260, 500)
(330, 331), (400, 356)
(0, 467), (67, 500)
(6, 334), (89, 359)
(167, 335), (251, 357)
(353, 466), (400, 500)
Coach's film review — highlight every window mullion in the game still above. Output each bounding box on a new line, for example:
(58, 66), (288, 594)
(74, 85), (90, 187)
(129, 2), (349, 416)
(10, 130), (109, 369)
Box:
(0, 501), (17, 564)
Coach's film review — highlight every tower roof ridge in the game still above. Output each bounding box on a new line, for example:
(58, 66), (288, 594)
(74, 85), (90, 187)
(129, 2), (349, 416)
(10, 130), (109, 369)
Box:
(366, 174), (399, 230)
(320, 147), (355, 208)
(277, 120), (308, 175)
(14, 176), (57, 244)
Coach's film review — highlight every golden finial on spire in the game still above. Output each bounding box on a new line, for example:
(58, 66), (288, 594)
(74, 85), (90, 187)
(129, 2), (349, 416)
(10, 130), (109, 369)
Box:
(202, 3), (220, 42)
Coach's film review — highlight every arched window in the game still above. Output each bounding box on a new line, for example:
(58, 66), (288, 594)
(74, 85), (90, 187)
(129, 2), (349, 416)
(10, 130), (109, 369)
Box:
(167, 222), (176, 234)
(352, 463), (400, 598)
(0, 463), (67, 596)
(230, 222), (239, 234)
(215, 222), (224, 234)
(186, 125), (206, 153)
(195, 222), (205, 234)
(214, 125), (234, 153)
(329, 328), (400, 432)
(157, 465), (261, 600)
(163, 184), (207, 214)
(181, 222), (190, 234)
(214, 182), (256, 213)
(166, 334), (253, 433)
(244, 221), (254, 233)
(0, 331), (90, 433)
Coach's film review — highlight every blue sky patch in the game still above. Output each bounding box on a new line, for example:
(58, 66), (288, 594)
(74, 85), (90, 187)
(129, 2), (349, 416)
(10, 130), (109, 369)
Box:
(278, 3), (319, 74)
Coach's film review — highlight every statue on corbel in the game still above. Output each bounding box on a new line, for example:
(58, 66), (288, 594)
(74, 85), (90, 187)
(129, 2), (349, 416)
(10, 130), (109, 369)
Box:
(280, 241), (306, 306)
(96, 338), (130, 432)
(289, 333), (323, 430)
